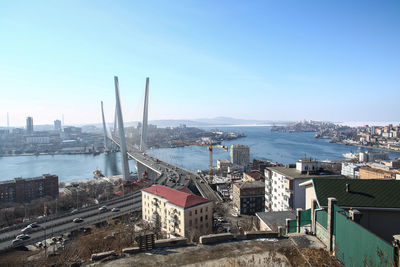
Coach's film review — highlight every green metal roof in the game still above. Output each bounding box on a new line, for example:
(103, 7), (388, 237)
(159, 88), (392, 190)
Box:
(313, 178), (400, 209)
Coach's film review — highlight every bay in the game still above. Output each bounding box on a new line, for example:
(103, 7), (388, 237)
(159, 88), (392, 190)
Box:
(1, 126), (399, 182)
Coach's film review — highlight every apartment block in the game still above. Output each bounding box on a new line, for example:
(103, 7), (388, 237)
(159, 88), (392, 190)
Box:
(0, 174), (59, 203)
(265, 159), (343, 211)
(142, 185), (213, 238)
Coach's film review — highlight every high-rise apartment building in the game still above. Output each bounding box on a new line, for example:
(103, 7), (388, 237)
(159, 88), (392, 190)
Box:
(230, 144), (250, 166)
(26, 117), (33, 133)
(54, 119), (62, 132)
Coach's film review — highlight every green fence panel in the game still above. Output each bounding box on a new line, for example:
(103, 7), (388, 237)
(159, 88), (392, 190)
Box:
(333, 205), (349, 235)
(335, 212), (394, 267)
(288, 220), (297, 233)
(299, 209), (311, 226)
(316, 210), (328, 229)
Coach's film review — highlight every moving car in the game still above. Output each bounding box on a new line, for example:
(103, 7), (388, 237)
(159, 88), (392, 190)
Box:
(99, 206), (108, 213)
(73, 218), (84, 223)
(111, 207), (120, 212)
(29, 222), (40, 228)
(16, 234), (30, 240)
(21, 226), (32, 234)
(12, 239), (23, 246)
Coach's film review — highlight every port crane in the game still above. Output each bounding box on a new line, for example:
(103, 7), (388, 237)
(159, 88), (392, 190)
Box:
(173, 140), (228, 183)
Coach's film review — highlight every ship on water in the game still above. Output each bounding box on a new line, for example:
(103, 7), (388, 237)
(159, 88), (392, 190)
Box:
(342, 152), (358, 160)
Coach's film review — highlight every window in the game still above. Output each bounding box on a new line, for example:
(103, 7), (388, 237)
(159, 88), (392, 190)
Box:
(200, 216), (203, 222)
(189, 211), (192, 216)
(195, 209), (197, 215)
(205, 215), (208, 220)
(200, 208), (203, 213)
(206, 207), (208, 212)
(189, 220), (192, 226)
(205, 223), (209, 228)
(195, 218), (198, 224)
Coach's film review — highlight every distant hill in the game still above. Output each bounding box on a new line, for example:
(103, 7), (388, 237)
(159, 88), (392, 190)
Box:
(20, 117), (291, 130)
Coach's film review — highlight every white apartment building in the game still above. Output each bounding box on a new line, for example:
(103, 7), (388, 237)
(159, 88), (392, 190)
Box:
(265, 159), (343, 211)
(341, 162), (365, 178)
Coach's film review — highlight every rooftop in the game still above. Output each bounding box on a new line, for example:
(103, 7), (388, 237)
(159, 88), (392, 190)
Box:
(307, 178), (400, 209)
(142, 185), (211, 209)
(235, 180), (265, 189)
(267, 166), (343, 180)
(256, 211), (296, 232)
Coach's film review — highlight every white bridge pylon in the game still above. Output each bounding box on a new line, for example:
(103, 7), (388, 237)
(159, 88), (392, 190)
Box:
(101, 76), (150, 180)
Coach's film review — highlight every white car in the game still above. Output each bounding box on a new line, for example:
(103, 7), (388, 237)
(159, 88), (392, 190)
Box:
(99, 206), (108, 213)
(12, 239), (23, 246)
(73, 218), (84, 223)
(21, 226), (33, 234)
(111, 207), (120, 212)
(16, 234), (30, 240)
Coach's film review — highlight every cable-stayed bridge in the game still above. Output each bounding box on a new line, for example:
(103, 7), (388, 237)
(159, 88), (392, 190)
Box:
(102, 76), (221, 202)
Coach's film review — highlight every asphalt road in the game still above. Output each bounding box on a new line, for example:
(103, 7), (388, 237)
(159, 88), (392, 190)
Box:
(0, 192), (142, 251)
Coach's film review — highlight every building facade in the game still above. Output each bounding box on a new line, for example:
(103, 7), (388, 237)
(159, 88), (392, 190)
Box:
(265, 159), (343, 211)
(359, 166), (396, 179)
(341, 162), (365, 178)
(26, 117), (33, 134)
(142, 185), (213, 238)
(0, 174), (59, 203)
(233, 181), (265, 215)
(230, 144), (250, 166)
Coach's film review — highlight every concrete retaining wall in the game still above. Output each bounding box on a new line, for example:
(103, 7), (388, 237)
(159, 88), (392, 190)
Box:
(245, 231), (279, 239)
(199, 233), (234, 244)
(155, 237), (188, 248)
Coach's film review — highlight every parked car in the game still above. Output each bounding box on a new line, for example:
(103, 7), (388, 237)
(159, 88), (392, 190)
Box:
(16, 234), (30, 240)
(73, 218), (84, 223)
(111, 207), (120, 212)
(70, 209), (78, 214)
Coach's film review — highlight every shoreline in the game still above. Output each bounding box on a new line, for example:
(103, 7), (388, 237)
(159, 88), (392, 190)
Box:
(336, 142), (400, 153)
(0, 152), (104, 158)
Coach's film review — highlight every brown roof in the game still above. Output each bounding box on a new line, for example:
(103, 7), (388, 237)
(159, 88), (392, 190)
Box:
(142, 185), (211, 208)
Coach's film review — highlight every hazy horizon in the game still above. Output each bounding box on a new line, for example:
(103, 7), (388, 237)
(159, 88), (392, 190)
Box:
(1, 1), (399, 126)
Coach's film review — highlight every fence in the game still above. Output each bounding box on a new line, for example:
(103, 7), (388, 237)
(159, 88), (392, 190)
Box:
(316, 209), (328, 229)
(288, 220), (297, 233)
(285, 203), (397, 266)
(287, 208), (312, 233)
(334, 205), (394, 267)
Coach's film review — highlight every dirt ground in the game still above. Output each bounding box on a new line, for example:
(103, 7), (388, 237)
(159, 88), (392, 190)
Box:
(90, 237), (343, 267)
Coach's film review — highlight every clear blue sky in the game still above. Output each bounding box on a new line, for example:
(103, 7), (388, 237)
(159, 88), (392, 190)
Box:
(1, 0), (399, 126)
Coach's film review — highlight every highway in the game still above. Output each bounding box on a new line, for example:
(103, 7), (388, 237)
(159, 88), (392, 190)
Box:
(0, 137), (221, 252)
(0, 192), (141, 251)
(111, 136), (222, 202)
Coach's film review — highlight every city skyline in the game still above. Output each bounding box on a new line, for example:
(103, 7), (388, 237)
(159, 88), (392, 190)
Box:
(1, 0), (399, 126)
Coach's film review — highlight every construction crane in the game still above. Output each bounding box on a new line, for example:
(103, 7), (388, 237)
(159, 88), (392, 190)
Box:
(173, 140), (228, 183)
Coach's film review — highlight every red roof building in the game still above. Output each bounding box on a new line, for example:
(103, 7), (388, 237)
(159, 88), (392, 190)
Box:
(142, 185), (210, 208)
(141, 185), (213, 238)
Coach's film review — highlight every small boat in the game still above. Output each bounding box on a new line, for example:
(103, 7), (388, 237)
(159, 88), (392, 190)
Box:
(93, 169), (105, 179)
